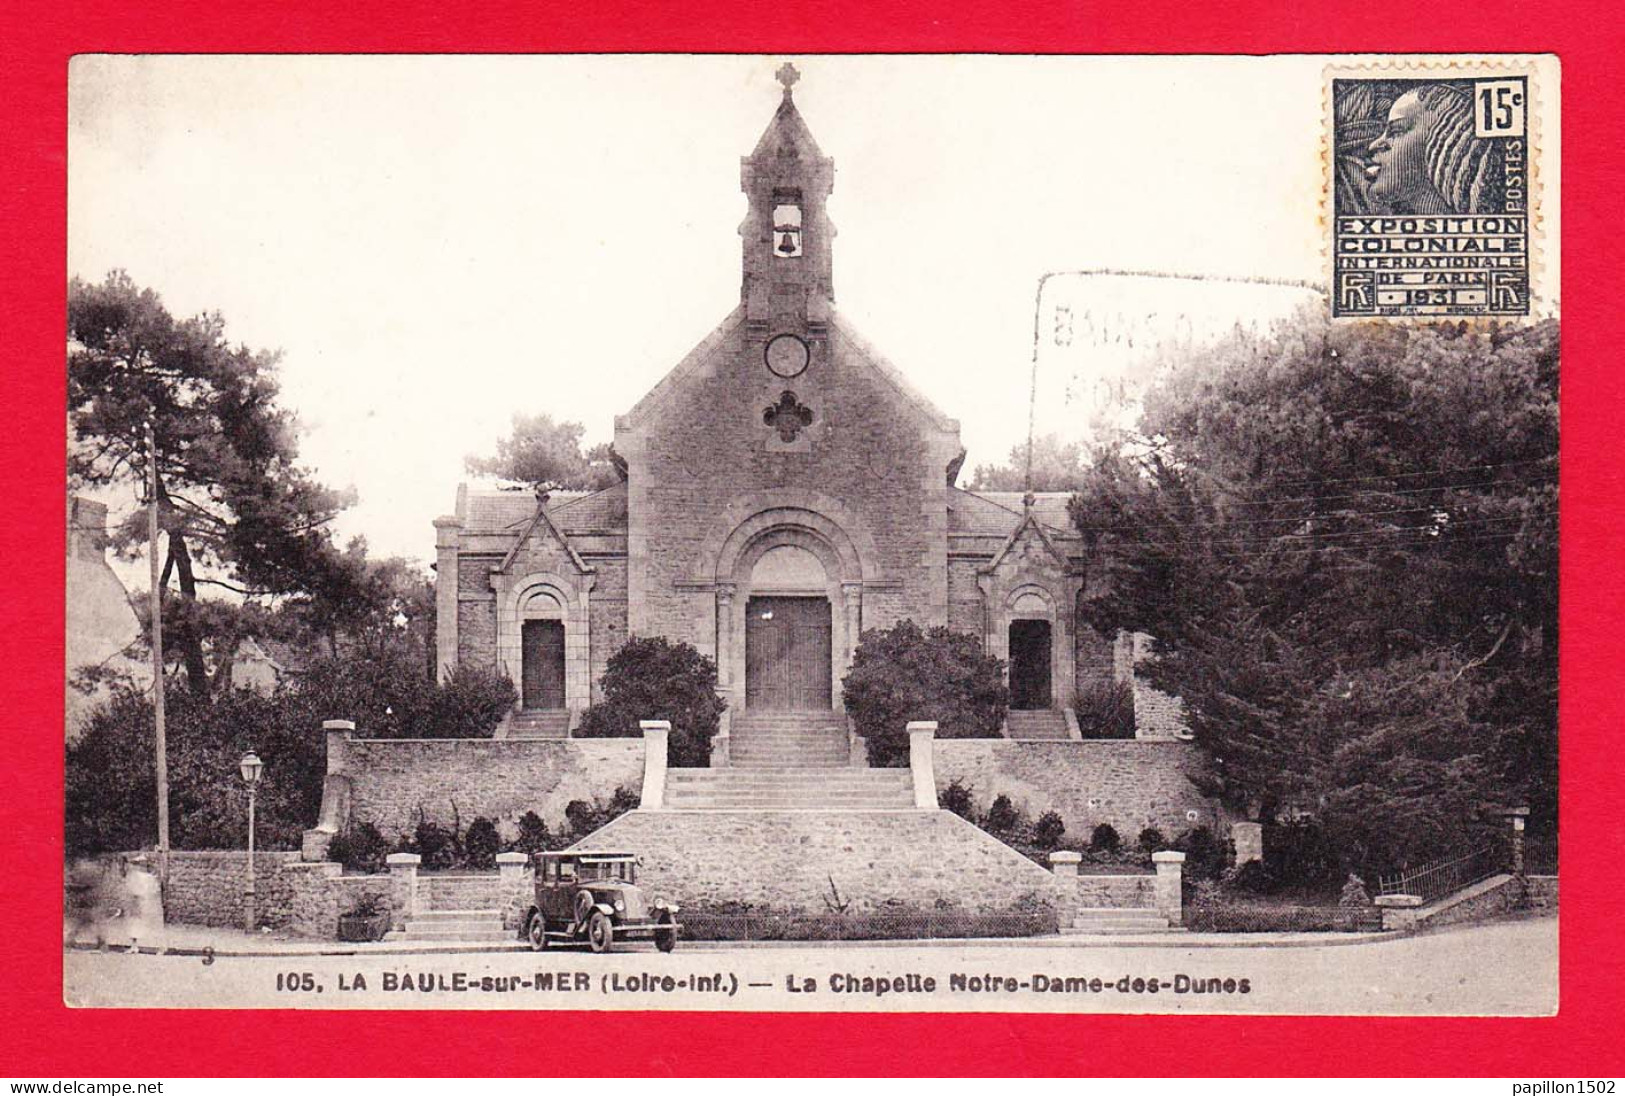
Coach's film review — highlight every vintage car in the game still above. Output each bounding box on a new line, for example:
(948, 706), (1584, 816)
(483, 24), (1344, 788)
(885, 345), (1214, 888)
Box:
(523, 851), (680, 953)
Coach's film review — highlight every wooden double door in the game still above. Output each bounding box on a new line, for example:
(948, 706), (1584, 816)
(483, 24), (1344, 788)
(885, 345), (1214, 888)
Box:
(745, 596), (833, 710)
(521, 619), (566, 709)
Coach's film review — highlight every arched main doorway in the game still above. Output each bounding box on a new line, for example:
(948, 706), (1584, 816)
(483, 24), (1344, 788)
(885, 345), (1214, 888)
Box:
(744, 544), (833, 710)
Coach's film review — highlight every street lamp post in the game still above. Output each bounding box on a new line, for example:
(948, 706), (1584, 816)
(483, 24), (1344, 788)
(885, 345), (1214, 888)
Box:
(239, 751), (264, 933)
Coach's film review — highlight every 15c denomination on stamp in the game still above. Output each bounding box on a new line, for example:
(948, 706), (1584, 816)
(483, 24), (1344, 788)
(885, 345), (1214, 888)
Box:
(1329, 68), (1535, 318)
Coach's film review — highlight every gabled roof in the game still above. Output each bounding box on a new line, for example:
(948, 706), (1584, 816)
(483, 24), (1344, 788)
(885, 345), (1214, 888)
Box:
(982, 504), (1075, 576)
(949, 487), (1074, 536)
(497, 496), (594, 577)
(830, 314), (960, 434)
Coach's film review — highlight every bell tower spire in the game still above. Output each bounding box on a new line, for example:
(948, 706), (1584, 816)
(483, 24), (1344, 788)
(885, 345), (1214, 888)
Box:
(740, 62), (835, 336)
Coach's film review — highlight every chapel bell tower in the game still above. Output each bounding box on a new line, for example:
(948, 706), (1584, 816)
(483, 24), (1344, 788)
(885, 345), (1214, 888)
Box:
(741, 63), (836, 337)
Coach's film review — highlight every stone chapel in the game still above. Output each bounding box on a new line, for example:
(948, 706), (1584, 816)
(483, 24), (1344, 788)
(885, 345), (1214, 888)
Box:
(429, 65), (1184, 747)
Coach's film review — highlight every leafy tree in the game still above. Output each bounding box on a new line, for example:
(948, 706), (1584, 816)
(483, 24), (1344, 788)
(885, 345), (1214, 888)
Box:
(841, 619), (1008, 766)
(967, 434), (1088, 492)
(466, 412), (621, 493)
(574, 637), (726, 767)
(68, 271), (354, 695)
(65, 652), (517, 855)
(1071, 314), (1557, 874)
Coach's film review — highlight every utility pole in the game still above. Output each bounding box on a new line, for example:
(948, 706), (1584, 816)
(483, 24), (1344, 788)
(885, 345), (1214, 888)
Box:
(145, 417), (170, 886)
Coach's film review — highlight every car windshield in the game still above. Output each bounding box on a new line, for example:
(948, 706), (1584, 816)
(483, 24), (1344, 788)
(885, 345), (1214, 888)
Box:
(577, 860), (633, 883)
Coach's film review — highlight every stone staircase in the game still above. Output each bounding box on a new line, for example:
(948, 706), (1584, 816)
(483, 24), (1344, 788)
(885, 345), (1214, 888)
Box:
(1064, 907), (1177, 935)
(502, 708), (570, 739)
(728, 711), (851, 767)
(1005, 709), (1070, 740)
(664, 710), (914, 809)
(391, 873), (510, 943)
(665, 767), (915, 809)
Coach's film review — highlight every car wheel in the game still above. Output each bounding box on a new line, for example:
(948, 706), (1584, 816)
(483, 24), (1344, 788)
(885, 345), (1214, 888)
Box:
(526, 911), (548, 952)
(587, 910), (614, 954)
(655, 912), (677, 954)
(574, 891), (597, 937)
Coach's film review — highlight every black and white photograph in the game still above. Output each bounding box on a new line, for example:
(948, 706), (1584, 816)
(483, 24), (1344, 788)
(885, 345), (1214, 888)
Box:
(61, 54), (1560, 1016)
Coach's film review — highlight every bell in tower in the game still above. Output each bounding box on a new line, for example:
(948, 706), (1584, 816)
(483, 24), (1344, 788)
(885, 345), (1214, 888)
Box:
(740, 62), (835, 335)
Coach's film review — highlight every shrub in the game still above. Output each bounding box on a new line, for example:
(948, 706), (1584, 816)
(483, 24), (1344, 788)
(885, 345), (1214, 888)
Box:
(1089, 823), (1122, 854)
(412, 818), (458, 870)
(985, 795), (1020, 833)
(513, 811), (551, 856)
(574, 637), (725, 767)
(1227, 859), (1276, 895)
(563, 785), (641, 837)
(1033, 811), (1066, 850)
(1263, 820), (1343, 889)
(1174, 825), (1232, 882)
(328, 822), (391, 874)
(1339, 874), (1373, 908)
(842, 619), (1008, 766)
(463, 816), (501, 870)
(1074, 680), (1136, 739)
(1137, 827), (1167, 855)
(939, 779), (976, 820)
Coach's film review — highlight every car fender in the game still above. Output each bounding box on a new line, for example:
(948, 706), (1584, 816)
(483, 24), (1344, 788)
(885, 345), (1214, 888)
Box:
(592, 902), (615, 917)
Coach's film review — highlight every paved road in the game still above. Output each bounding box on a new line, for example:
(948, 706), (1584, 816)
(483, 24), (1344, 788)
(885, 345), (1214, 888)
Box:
(63, 915), (1556, 1015)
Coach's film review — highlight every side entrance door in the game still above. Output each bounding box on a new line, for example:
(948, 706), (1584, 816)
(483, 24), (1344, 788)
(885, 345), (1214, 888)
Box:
(521, 619), (566, 710)
(1008, 619), (1053, 710)
(745, 596), (833, 710)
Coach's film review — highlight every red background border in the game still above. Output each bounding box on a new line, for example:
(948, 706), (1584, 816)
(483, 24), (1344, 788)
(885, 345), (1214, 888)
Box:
(4, 0), (1619, 1077)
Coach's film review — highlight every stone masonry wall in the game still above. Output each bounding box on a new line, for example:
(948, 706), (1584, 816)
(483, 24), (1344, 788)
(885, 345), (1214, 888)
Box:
(622, 320), (952, 649)
(342, 737), (645, 839)
(151, 851), (346, 936)
(934, 739), (1220, 838)
(574, 809), (1066, 915)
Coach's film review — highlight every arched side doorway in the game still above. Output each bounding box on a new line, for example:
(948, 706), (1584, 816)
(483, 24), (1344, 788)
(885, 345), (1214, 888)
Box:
(495, 571), (595, 724)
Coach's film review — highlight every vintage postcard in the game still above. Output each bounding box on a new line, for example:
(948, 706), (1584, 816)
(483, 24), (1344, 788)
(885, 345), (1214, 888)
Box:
(62, 53), (1560, 1017)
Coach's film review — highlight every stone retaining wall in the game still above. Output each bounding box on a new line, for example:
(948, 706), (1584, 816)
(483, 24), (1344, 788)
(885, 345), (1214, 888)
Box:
(1073, 873), (1157, 909)
(142, 851), (361, 937)
(574, 809), (1066, 915)
(333, 733), (646, 839)
(1524, 874), (1558, 910)
(933, 739), (1219, 838)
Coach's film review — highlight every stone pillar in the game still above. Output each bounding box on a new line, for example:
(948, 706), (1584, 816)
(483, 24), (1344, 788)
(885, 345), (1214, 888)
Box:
(301, 720), (357, 861)
(841, 579), (863, 661)
(387, 852), (421, 923)
(497, 852), (531, 931)
(433, 516), (462, 681)
(1375, 893), (1423, 932)
(1502, 806), (1530, 877)
(715, 584), (736, 687)
(1231, 821), (1264, 866)
(641, 720), (670, 810)
(907, 721), (938, 809)
(1152, 850), (1186, 926)
(1048, 851), (1082, 878)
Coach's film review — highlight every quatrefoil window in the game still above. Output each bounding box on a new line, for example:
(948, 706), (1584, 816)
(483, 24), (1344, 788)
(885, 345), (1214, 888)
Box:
(763, 390), (814, 443)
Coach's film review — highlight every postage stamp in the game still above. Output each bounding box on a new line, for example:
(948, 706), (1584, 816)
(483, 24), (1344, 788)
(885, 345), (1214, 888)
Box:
(1328, 67), (1536, 318)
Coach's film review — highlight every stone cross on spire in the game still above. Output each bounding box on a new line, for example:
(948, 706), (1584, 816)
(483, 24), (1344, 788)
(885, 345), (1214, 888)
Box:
(775, 62), (800, 97)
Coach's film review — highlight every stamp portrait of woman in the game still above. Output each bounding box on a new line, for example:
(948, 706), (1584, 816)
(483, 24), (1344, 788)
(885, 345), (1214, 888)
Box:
(1363, 82), (1503, 215)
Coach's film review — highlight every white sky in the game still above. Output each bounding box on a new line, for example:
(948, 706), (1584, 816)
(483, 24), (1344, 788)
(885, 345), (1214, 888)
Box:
(67, 54), (1559, 571)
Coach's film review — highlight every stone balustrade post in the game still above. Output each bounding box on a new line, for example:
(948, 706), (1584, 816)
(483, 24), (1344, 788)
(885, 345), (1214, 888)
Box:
(1231, 821), (1264, 866)
(386, 852), (421, 923)
(641, 720), (670, 810)
(907, 721), (938, 809)
(301, 719), (357, 861)
(1048, 850), (1082, 878)
(497, 851), (531, 931)
(1152, 850), (1186, 926)
(1375, 893), (1423, 932)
